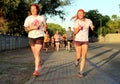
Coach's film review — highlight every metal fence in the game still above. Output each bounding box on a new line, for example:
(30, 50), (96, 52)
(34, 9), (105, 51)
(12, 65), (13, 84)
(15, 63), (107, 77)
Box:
(0, 34), (29, 51)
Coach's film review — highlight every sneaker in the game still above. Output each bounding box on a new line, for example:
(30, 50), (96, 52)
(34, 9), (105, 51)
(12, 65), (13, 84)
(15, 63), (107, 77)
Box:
(33, 70), (39, 77)
(75, 61), (79, 67)
(78, 72), (84, 78)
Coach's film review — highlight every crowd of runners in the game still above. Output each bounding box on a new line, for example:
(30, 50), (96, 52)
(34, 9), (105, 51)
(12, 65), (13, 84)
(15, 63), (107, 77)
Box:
(43, 27), (74, 52)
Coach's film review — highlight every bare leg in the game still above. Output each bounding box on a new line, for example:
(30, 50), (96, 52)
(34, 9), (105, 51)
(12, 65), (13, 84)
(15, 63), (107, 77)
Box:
(31, 44), (42, 71)
(75, 45), (82, 65)
(80, 44), (88, 73)
(46, 48), (48, 52)
(56, 43), (60, 51)
(75, 44), (81, 59)
(68, 41), (71, 50)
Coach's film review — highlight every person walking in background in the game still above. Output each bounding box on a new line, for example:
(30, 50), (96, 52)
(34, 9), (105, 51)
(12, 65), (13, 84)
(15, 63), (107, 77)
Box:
(54, 31), (62, 52)
(66, 27), (74, 51)
(51, 36), (55, 48)
(44, 31), (50, 53)
(72, 9), (94, 77)
(62, 33), (67, 48)
(24, 4), (47, 77)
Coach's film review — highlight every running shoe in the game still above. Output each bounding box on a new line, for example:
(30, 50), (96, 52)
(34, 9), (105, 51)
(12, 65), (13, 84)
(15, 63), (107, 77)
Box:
(33, 70), (39, 77)
(75, 61), (79, 67)
(78, 72), (84, 78)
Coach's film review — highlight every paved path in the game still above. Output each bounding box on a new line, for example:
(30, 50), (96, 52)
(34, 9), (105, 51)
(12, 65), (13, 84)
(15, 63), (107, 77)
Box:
(25, 43), (120, 84)
(94, 42), (120, 50)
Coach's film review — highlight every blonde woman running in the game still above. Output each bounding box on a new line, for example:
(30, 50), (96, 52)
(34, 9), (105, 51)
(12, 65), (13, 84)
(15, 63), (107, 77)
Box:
(72, 9), (94, 77)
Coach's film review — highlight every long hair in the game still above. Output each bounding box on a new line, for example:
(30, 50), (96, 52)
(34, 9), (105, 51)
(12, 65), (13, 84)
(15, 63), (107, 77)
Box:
(71, 9), (85, 21)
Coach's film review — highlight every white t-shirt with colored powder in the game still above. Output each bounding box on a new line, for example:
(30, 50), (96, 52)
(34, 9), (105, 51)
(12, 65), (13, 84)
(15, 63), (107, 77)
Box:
(54, 34), (61, 42)
(74, 18), (92, 42)
(24, 15), (46, 38)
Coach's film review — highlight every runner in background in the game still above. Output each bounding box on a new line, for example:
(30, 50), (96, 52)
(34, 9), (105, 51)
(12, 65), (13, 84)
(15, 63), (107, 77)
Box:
(62, 33), (67, 48)
(54, 31), (62, 52)
(44, 31), (50, 53)
(66, 27), (74, 51)
(51, 36), (55, 48)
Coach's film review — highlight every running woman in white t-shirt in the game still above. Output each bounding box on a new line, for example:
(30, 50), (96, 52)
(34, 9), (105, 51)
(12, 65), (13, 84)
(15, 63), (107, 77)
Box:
(54, 31), (62, 52)
(24, 4), (47, 77)
(72, 9), (94, 77)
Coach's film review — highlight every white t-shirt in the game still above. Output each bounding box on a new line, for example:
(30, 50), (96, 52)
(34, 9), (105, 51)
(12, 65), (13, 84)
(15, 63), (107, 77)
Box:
(74, 18), (92, 41)
(24, 15), (46, 38)
(54, 34), (61, 42)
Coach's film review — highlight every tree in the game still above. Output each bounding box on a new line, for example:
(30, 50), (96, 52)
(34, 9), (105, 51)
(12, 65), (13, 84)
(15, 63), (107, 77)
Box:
(47, 23), (66, 37)
(0, 0), (72, 35)
(0, 0), (31, 35)
(38, 0), (71, 20)
(0, 0), (22, 20)
(86, 10), (102, 37)
(0, 17), (9, 34)
(106, 15), (120, 33)
(86, 10), (110, 36)
(111, 15), (117, 21)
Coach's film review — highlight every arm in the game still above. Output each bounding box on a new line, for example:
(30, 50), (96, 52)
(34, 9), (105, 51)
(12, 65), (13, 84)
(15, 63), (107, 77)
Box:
(24, 21), (40, 32)
(90, 24), (94, 31)
(24, 25), (38, 32)
(24, 17), (38, 32)
(71, 31), (74, 38)
(43, 23), (47, 32)
(48, 34), (50, 42)
(53, 34), (56, 39)
(42, 16), (47, 32)
(24, 27), (30, 32)
(24, 26), (32, 32)
(89, 20), (94, 31)
(73, 20), (81, 34)
(74, 27), (80, 34)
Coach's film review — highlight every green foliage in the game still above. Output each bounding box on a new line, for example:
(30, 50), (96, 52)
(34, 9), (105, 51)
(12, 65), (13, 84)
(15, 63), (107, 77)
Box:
(0, 17), (9, 34)
(0, 0), (119, 36)
(101, 26), (108, 36)
(0, 0), (71, 36)
(106, 15), (120, 33)
(38, 0), (71, 20)
(86, 10), (102, 37)
(0, 0), (31, 35)
(97, 15), (120, 36)
(47, 23), (66, 37)
(86, 10), (111, 37)
(0, 0), (21, 18)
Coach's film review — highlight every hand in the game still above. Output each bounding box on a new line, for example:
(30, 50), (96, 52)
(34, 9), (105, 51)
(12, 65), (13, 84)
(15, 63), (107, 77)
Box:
(90, 24), (94, 31)
(74, 27), (80, 34)
(31, 23), (39, 30)
(79, 26), (83, 30)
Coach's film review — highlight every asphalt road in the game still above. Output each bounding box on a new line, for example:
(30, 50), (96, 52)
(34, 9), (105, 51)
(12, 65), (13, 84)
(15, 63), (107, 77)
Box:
(90, 42), (120, 50)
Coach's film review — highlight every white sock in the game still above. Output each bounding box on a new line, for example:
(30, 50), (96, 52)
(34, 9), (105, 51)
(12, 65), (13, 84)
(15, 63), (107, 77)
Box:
(35, 67), (38, 71)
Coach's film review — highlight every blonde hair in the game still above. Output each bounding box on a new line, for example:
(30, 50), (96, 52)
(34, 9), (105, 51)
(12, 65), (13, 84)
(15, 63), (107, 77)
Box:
(71, 9), (85, 21)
